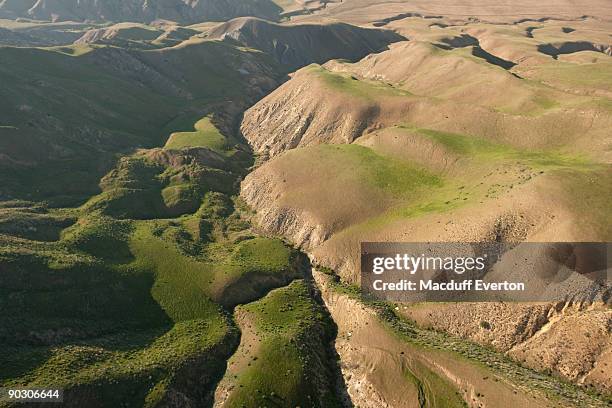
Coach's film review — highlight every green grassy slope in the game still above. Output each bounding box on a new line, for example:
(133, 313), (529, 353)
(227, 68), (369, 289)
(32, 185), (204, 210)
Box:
(412, 127), (595, 169)
(327, 125), (606, 240)
(0, 188), (302, 406)
(0, 40), (279, 206)
(164, 117), (230, 153)
(0, 29), (409, 406)
(316, 144), (443, 197)
(0, 93), (304, 406)
(311, 64), (414, 99)
(223, 280), (343, 407)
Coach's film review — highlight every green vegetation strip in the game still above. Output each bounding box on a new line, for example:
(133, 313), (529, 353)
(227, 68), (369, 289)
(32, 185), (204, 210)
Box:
(403, 358), (468, 408)
(334, 126), (603, 235)
(410, 127), (595, 170)
(314, 144), (442, 197)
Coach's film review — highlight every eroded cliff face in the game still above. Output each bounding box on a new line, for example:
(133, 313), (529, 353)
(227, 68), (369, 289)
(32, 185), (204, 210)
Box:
(313, 270), (611, 408)
(241, 173), (331, 249)
(401, 301), (612, 393)
(240, 66), (398, 158)
(242, 161), (612, 394)
(242, 153), (612, 393)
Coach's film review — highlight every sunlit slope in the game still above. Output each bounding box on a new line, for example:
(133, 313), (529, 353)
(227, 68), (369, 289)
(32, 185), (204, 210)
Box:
(241, 22), (611, 249)
(0, 6), (609, 407)
(242, 59), (611, 159)
(164, 117), (232, 153)
(289, 0), (612, 25)
(241, 56), (610, 252)
(240, 17), (612, 396)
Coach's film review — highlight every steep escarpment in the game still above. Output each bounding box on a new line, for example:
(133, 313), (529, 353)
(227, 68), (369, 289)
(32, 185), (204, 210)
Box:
(242, 142), (444, 249)
(241, 171), (332, 249)
(240, 65), (409, 157)
(510, 306), (612, 392)
(208, 17), (405, 71)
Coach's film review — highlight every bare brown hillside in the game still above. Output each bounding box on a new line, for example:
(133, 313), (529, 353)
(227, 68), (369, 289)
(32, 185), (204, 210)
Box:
(240, 14), (612, 397)
(290, 0), (612, 25)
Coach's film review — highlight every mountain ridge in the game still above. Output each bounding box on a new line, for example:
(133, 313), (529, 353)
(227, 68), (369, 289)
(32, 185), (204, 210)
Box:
(209, 17), (405, 70)
(0, 0), (283, 24)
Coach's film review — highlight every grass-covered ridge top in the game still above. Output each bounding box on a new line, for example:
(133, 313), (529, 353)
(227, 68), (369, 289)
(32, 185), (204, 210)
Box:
(221, 280), (343, 407)
(307, 64), (414, 99)
(290, 143), (443, 198)
(164, 116), (230, 154)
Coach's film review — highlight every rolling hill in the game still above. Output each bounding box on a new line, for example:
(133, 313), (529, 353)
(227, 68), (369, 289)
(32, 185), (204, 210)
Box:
(240, 14), (612, 398)
(0, 0), (342, 24)
(0, 2), (610, 407)
(0, 15), (408, 407)
(0, 0), (281, 24)
(208, 17), (404, 70)
(0, 18), (398, 206)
